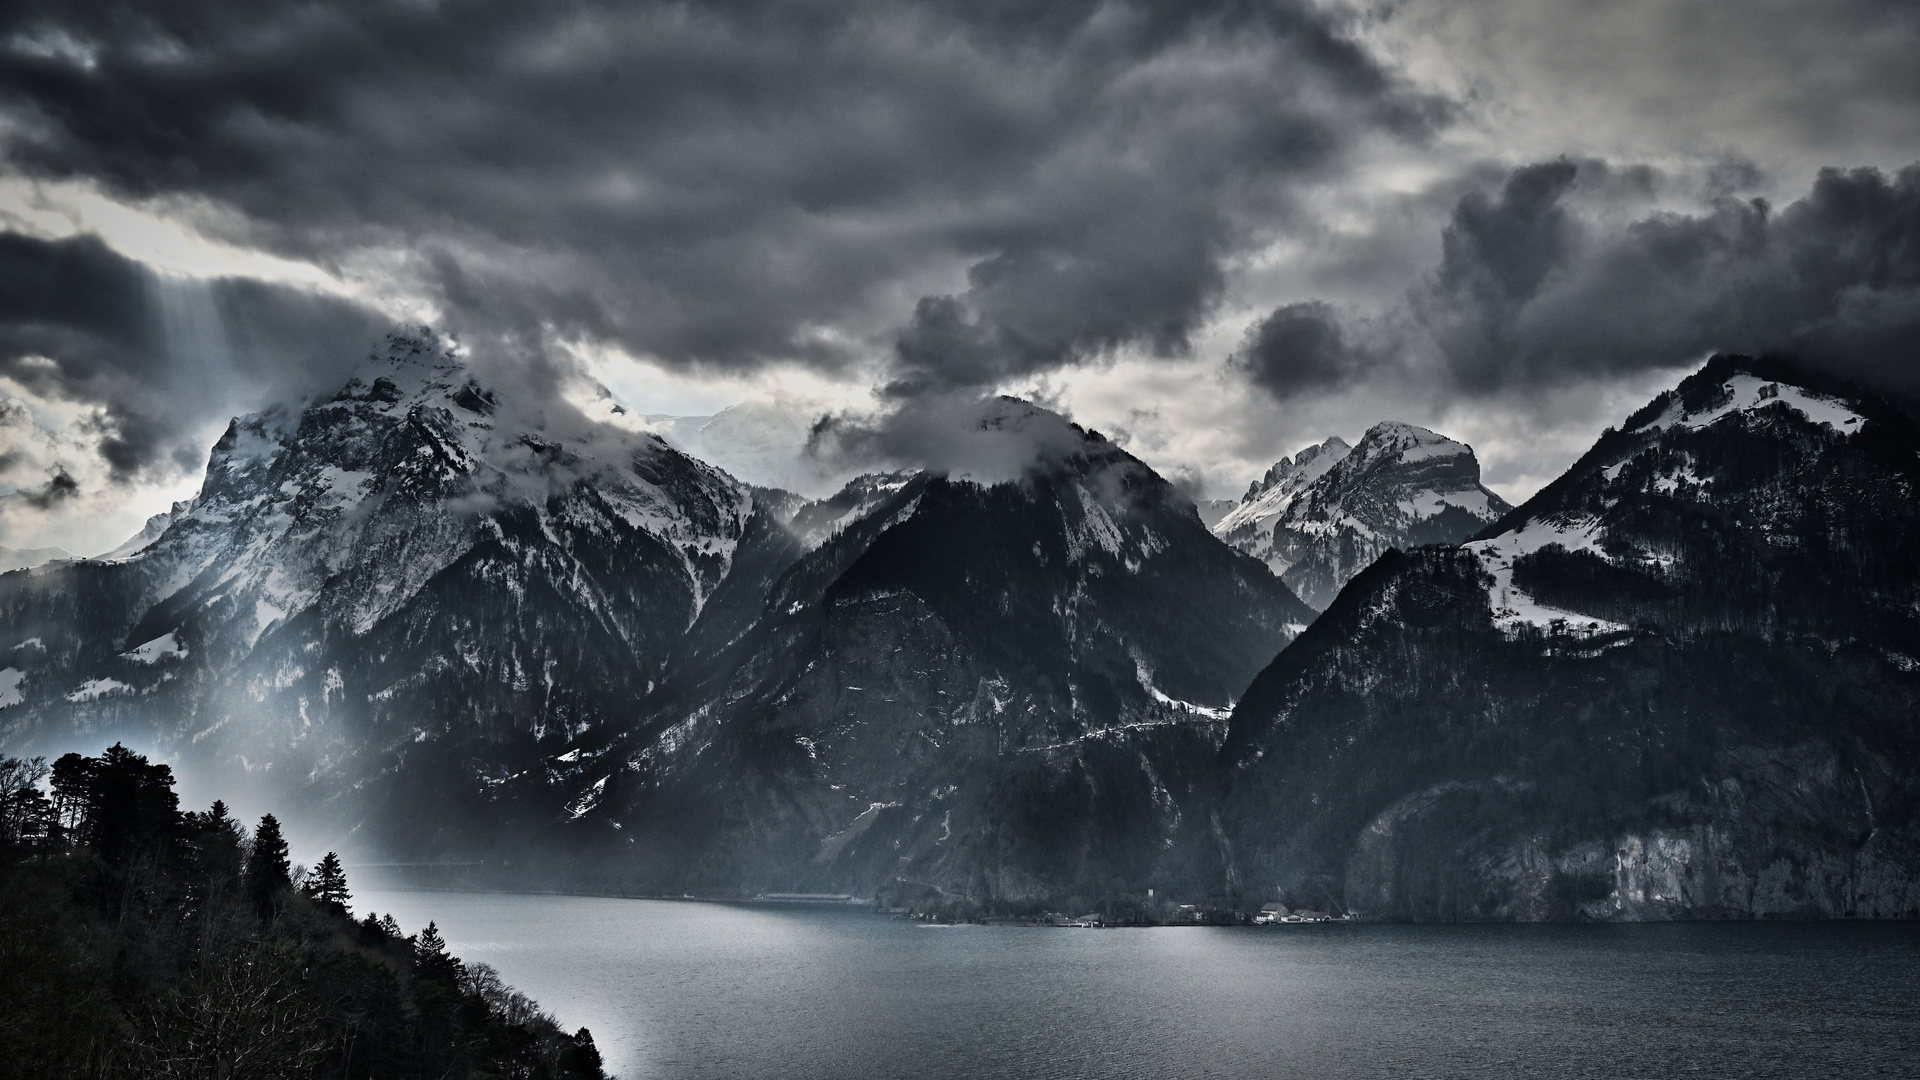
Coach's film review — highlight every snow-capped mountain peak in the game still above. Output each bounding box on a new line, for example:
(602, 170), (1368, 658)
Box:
(0, 329), (780, 747)
(1627, 372), (1866, 437)
(1213, 436), (1349, 536)
(1460, 356), (1893, 641)
(121, 331), (754, 643)
(1348, 421), (1468, 465)
(1214, 422), (1509, 608)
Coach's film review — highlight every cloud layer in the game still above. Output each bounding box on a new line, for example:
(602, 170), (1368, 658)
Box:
(1235, 159), (1920, 407)
(0, 233), (388, 477)
(3, 0), (1920, 547)
(1, 0), (1435, 377)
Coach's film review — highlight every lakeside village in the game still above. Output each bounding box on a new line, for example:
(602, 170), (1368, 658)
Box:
(752, 893), (1353, 927)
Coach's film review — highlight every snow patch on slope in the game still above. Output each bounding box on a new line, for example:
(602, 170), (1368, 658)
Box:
(1213, 436), (1349, 537)
(1135, 659), (1231, 720)
(67, 678), (131, 702)
(1635, 375), (1865, 435)
(1068, 485), (1126, 561)
(564, 775), (608, 820)
(1466, 519), (1624, 639)
(123, 633), (188, 664)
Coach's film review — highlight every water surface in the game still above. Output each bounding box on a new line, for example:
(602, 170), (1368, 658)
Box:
(357, 890), (1919, 1079)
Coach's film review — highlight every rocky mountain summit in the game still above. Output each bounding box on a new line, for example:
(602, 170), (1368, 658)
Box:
(0, 330), (797, 840)
(1213, 423), (1509, 608)
(1212, 356), (1920, 920)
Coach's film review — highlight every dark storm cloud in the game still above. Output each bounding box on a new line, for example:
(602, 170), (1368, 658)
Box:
(1242, 159), (1920, 404)
(0, 0), (1440, 400)
(0, 231), (389, 483)
(17, 467), (77, 509)
(1229, 301), (1372, 400)
(1421, 159), (1920, 394)
(809, 392), (1102, 484)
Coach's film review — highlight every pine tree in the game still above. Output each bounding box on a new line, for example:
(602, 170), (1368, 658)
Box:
(194, 800), (247, 884)
(245, 813), (291, 919)
(50, 743), (180, 865)
(414, 919), (461, 984)
(303, 851), (351, 912)
(416, 920), (446, 958)
(185, 799), (248, 943)
(560, 1027), (605, 1078)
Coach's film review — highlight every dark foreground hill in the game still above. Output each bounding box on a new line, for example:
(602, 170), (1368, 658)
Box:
(0, 744), (606, 1079)
(1212, 356), (1920, 920)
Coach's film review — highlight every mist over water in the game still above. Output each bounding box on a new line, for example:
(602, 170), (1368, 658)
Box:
(358, 891), (1920, 1080)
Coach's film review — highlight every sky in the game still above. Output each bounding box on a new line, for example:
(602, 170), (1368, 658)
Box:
(1, 0), (1917, 553)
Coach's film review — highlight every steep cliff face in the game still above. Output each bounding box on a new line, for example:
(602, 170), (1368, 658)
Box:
(565, 402), (1314, 902)
(0, 331), (796, 847)
(1214, 424), (1509, 609)
(1215, 356), (1920, 921)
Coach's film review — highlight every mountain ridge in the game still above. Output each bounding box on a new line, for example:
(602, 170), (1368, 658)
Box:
(1211, 353), (1920, 921)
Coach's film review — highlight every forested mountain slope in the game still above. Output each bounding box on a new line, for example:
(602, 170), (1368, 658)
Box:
(1213, 356), (1920, 920)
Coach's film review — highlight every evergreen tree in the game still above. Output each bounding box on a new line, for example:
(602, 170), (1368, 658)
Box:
(183, 799), (249, 944)
(0, 742), (610, 1078)
(303, 850), (351, 911)
(50, 743), (180, 866)
(560, 1028), (605, 1078)
(245, 812), (291, 919)
(414, 920), (461, 984)
(192, 800), (247, 884)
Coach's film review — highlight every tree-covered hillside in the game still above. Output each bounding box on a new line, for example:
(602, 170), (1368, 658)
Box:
(0, 744), (608, 1080)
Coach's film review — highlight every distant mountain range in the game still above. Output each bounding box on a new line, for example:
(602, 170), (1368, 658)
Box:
(2, 337), (1915, 920)
(0, 546), (73, 574)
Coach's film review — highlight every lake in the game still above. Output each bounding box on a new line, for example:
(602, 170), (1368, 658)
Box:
(356, 891), (1920, 1079)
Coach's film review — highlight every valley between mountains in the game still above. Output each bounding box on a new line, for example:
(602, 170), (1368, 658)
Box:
(3, 335), (1916, 920)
